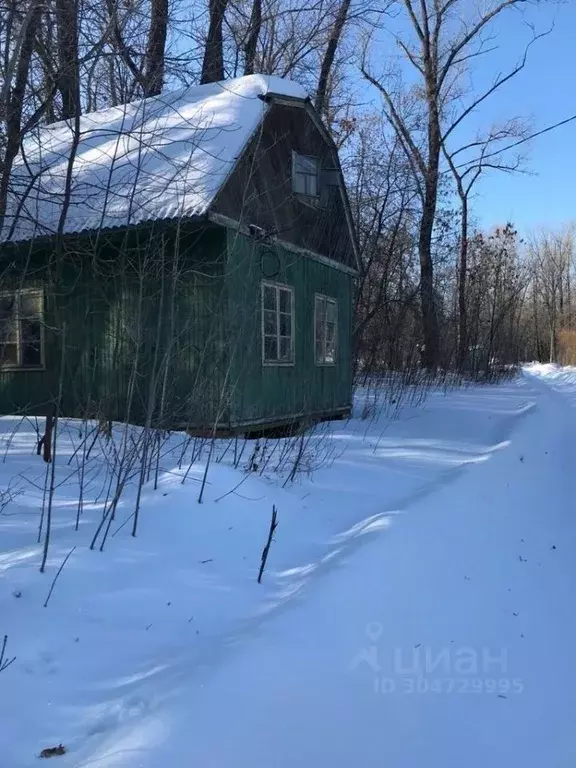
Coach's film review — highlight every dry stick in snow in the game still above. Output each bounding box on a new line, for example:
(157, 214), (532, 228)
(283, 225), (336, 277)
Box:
(233, 436), (249, 469)
(197, 361), (233, 503)
(216, 437), (233, 464)
(283, 428), (308, 486)
(37, 460), (50, 544)
(154, 230), (180, 490)
(97, 438), (142, 551)
(181, 437), (197, 483)
(38, 412), (54, 463)
(259, 438), (279, 475)
(2, 417), (25, 464)
(152, 431), (162, 490)
(40, 324), (66, 573)
(132, 248), (166, 535)
(258, 505), (278, 584)
(67, 423), (98, 465)
(40, 409), (57, 573)
(43, 547), (76, 608)
(0, 635), (16, 673)
(75, 419), (91, 531)
(198, 435), (216, 504)
(177, 434), (193, 470)
(214, 471), (252, 502)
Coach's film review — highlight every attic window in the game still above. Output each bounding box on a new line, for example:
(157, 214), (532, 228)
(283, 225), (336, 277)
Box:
(0, 289), (44, 369)
(292, 152), (319, 197)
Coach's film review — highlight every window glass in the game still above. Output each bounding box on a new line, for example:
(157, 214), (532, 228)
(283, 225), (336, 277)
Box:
(262, 283), (294, 364)
(315, 295), (337, 365)
(293, 153), (319, 197)
(0, 290), (44, 368)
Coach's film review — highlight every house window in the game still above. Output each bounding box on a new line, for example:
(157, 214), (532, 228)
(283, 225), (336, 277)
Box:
(262, 282), (294, 365)
(292, 152), (319, 197)
(0, 289), (44, 369)
(315, 294), (337, 365)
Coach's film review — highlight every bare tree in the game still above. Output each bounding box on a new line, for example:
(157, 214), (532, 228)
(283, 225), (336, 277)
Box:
(55, 0), (80, 118)
(0, 0), (42, 230)
(143, 0), (169, 96)
(347, 115), (421, 375)
(201, 0), (229, 83)
(442, 120), (528, 367)
(243, 0), (262, 75)
(315, 0), (351, 117)
(103, 0), (170, 98)
(528, 227), (574, 362)
(361, 0), (546, 368)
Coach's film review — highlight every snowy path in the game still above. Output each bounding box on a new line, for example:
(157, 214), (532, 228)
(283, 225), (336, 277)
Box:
(104, 369), (576, 768)
(3, 368), (576, 766)
(176, 368), (576, 768)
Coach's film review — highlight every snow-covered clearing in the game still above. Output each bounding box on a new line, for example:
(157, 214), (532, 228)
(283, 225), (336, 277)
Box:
(2, 367), (576, 766)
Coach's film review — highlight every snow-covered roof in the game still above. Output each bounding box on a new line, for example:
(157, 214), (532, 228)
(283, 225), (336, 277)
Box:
(1, 74), (308, 244)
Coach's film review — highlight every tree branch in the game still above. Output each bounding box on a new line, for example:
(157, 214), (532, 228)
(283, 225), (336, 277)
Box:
(437, 0), (528, 94)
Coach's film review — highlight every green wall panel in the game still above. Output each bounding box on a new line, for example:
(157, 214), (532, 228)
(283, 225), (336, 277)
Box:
(226, 229), (353, 426)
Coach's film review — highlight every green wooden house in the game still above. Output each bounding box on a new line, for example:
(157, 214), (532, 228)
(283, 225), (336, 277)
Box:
(0, 74), (359, 433)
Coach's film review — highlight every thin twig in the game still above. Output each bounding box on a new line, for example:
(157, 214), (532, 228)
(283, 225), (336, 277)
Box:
(43, 547), (76, 608)
(0, 635), (16, 673)
(258, 505), (278, 584)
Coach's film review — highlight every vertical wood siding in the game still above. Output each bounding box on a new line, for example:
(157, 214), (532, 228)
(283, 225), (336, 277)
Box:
(0, 223), (229, 426)
(213, 101), (356, 271)
(0, 223), (353, 429)
(226, 229), (353, 426)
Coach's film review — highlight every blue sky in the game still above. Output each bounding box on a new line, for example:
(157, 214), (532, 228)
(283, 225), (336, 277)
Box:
(460, 1), (576, 233)
(362, 0), (575, 234)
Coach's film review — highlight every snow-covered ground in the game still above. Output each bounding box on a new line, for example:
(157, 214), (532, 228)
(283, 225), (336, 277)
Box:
(2, 367), (576, 766)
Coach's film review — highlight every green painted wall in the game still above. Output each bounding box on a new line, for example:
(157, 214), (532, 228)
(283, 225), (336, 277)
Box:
(226, 229), (353, 426)
(0, 223), (228, 426)
(0, 223), (353, 429)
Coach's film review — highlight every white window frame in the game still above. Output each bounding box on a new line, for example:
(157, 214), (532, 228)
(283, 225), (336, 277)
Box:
(292, 151), (320, 197)
(261, 281), (295, 366)
(314, 293), (338, 366)
(0, 288), (45, 370)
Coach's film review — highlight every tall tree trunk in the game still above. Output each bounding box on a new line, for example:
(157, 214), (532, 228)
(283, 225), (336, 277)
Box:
(143, 0), (168, 96)
(418, 73), (441, 370)
(457, 196), (469, 368)
(55, 0), (80, 119)
(35, 4), (58, 123)
(532, 281), (540, 359)
(201, 0), (228, 84)
(418, 201), (439, 368)
(243, 0), (261, 75)
(315, 0), (351, 117)
(567, 260), (572, 329)
(0, 1), (42, 231)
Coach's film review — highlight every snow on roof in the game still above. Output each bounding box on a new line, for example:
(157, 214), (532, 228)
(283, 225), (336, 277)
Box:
(1, 74), (308, 244)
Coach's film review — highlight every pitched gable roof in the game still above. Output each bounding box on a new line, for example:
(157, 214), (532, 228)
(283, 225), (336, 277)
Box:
(1, 75), (308, 244)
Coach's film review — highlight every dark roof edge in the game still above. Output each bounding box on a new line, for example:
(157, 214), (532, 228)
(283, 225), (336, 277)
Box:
(258, 92), (310, 105)
(0, 213), (209, 249)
